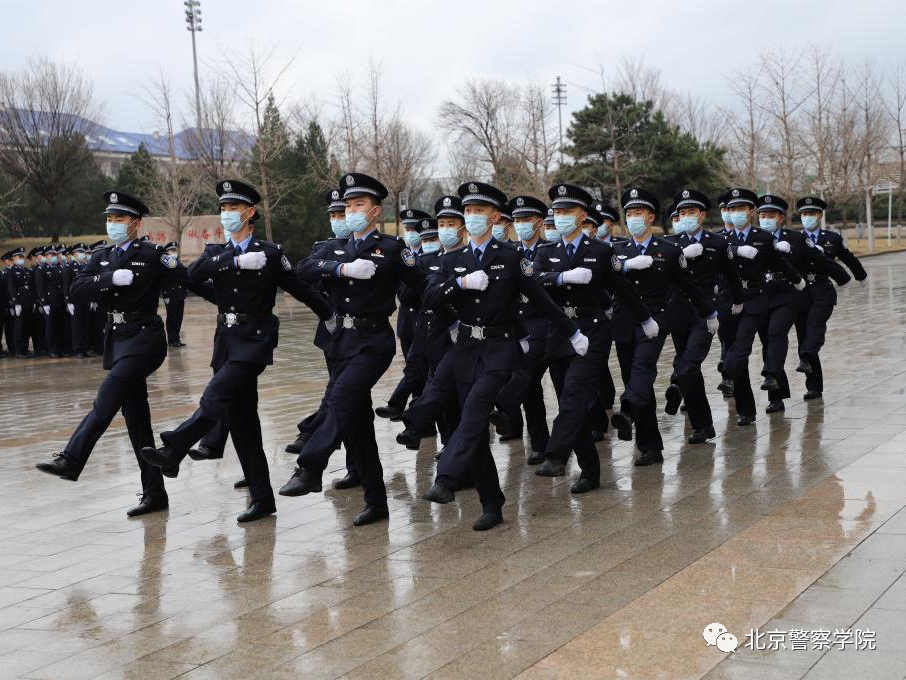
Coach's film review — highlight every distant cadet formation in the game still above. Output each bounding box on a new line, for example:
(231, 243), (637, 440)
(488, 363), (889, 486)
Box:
(31, 174), (866, 530)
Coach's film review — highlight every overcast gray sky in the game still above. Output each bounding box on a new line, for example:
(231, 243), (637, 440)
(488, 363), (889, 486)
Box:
(2, 0), (903, 139)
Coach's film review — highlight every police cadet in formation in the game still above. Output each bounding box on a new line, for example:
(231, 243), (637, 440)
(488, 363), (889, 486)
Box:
(421, 180), (588, 530)
(375, 207), (432, 421)
(160, 241), (188, 348)
(532, 183), (650, 492)
(609, 187), (715, 466)
(719, 188), (803, 425)
(34, 243), (67, 357)
(754, 194), (851, 414)
(6, 247), (36, 358)
(140, 180), (332, 522)
(279, 172), (425, 528)
(35, 190), (212, 517)
(0, 251), (11, 356)
(664, 189), (744, 443)
(714, 192), (739, 395)
(794, 196), (867, 400)
(63, 243), (92, 357)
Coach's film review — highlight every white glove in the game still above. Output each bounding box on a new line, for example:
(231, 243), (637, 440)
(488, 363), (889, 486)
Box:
(325, 314), (337, 334)
(624, 255), (653, 271)
(342, 258), (377, 279)
(90, 302), (98, 311)
(561, 267), (593, 285)
(794, 279), (806, 291)
(112, 269), (134, 286)
(238, 251), (267, 270)
(773, 240), (791, 253)
(14, 304), (21, 317)
(459, 270), (489, 291)
(42, 305), (50, 315)
(641, 317), (659, 339)
(737, 245), (758, 259)
(449, 322), (459, 343)
(814, 243), (824, 253)
(519, 338), (530, 353)
(706, 316), (719, 334)
(731, 303), (744, 315)
(67, 303), (75, 315)
(604, 306), (614, 320)
(570, 332), (589, 356)
(162, 298), (170, 306)
(682, 243), (703, 259)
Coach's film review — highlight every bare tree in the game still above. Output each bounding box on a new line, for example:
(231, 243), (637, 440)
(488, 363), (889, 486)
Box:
(883, 61), (906, 222)
(614, 55), (676, 114)
(723, 64), (767, 188)
(0, 58), (102, 239)
(184, 76), (244, 187)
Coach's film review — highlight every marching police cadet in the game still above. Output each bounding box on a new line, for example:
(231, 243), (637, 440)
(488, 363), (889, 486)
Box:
(594, 202), (623, 245)
(794, 196), (867, 400)
(720, 188), (803, 425)
(533, 184), (650, 491)
(0, 251), (11, 356)
(279, 172), (425, 528)
(64, 243), (91, 357)
(28, 247), (47, 356)
(491, 194), (552, 460)
(714, 190), (738, 394)
(85, 240), (107, 356)
(755, 195), (850, 413)
(6, 247), (35, 358)
(664, 189), (744, 443)
(160, 242), (188, 347)
(35, 190), (212, 517)
(543, 208), (560, 242)
(609, 187), (715, 465)
(492, 204), (514, 242)
(669, 205), (680, 233)
(35, 243), (66, 357)
(141, 180), (333, 522)
(421, 180), (588, 530)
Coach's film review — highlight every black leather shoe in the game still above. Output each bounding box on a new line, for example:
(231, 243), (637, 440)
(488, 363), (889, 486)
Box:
(188, 445), (223, 461)
(796, 358), (813, 374)
(535, 459), (566, 477)
(717, 379), (735, 395)
(610, 411), (633, 441)
(375, 405), (403, 421)
(634, 450), (664, 466)
(234, 478), (248, 489)
(237, 498), (276, 523)
(803, 390), (823, 401)
(333, 473), (362, 490)
(36, 453), (79, 481)
(472, 511), (503, 531)
(687, 426), (716, 444)
(526, 450), (546, 465)
(285, 432), (310, 454)
(353, 504), (389, 526)
(140, 446), (184, 478)
(570, 477), (600, 494)
(488, 409), (512, 436)
(126, 493), (168, 517)
(737, 414), (756, 426)
(664, 384), (683, 415)
(765, 400), (785, 414)
(760, 374), (780, 391)
(278, 467), (322, 496)
(396, 428), (421, 450)
(590, 429), (605, 442)
(422, 482), (454, 504)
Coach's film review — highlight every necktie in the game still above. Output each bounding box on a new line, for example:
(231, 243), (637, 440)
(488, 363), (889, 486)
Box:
(474, 248), (482, 265)
(811, 233), (817, 245)
(737, 232), (745, 245)
(355, 238), (363, 252)
(638, 243), (645, 256)
(234, 244), (243, 256)
(566, 243), (575, 263)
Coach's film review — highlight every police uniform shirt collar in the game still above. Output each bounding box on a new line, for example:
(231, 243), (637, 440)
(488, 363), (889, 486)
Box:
(230, 232), (254, 252)
(563, 230), (584, 252)
(116, 238), (135, 252)
(633, 234), (654, 251)
(736, 225), (752, 240)
(469, 238), (494, 258)
(521, 240), (537, 254)
(352, 226), (378, 242)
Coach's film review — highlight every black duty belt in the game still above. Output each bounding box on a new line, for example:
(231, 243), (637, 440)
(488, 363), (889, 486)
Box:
(107, 311), (156, 324)
(764, 272), (792, 284)
(741, 279), (764, 292)
(337, 314), (384, 329)
(805, 273), (827, 284)
(459, 323), (514, 340)
(560, 305), (600, 319)
(217, 312), (252, 326)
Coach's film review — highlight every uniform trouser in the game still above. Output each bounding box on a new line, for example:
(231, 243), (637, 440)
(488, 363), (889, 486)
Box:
(402, 348), (460, 444)
(31, 311), (45, 352)
(615, 328), (667, 452)
(387, 328), (428, 411)
(43, 305), (65, 354)
(723, 300), (769, 417)
(162, 361), (273, 502)
(165, 298), (185, 344)
(435, 357), (508, 513)
(795, 298), (834, 393)
(3, 311), (14, 353)
(716, 297), (734, 374)
(63, 352), (166, 499)
(495, 341), (549, 449)
(297, 350), (393, 508)
(13, 308), (33, 354)
(545, 330), (608, 480)
(671, 312), (716, 430)
(758, 301), (800, 401)
(71, 304), (90, 354)
(91, 308), (105, 353)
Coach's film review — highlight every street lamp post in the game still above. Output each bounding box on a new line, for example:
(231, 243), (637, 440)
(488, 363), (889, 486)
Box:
(185, 0), (203, 134)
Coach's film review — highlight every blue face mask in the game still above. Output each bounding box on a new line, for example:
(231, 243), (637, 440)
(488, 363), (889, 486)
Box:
(75, 252), (86, 262)
(346, 210), (370, 233)
(464, 214), (489, 238)
(721, 210), (732, 225)
(220, 210), (244, 234)
(680, 215), (700, 233)
(801, 214), (820, 231)
(49, 255), (58, 265)
(759, 216), (779, 232)
(438, 226), (461, 249)
(330, 218), (352, 239)
(582, 227), (594, 237)
(491, 224), (507, 241)
(106, 220), (130, 243)
(514, 222), (536, 242)
(597, 222), (611, 238)
(14, 257), (24, 266)
(544, 228), (561, 242)
(421, 241), (440, 254)
(626, 215), (648, 237)
(671, 220), (683, 234)
(404, 231), (422, 248)
(730, 211), (749, 228)
(554, 215), (578, 237)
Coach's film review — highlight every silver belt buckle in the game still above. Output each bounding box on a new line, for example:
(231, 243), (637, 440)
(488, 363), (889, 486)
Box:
(470, 325), (485, 340)
(806, 273), (816, 282)
(342, 315), (355, 329)
(225, 312), (237, 327)
(564, 306), (577, 318)
(111, 311), (125, 324)
(765, 272), (774, 282)
(741, 280), (749, 290)
(520, 294), (529, 304)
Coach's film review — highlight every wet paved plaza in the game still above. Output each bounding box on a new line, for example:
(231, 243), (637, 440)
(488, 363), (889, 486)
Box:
(1, 251), (906, 680)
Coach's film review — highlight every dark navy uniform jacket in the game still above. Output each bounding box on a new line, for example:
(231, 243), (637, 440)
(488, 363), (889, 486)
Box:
(665, 230), (744, 314)
(404, 249), (457, 364)
(423, 238), (578, 375)
(297, 229), (425, 359)
(189, 237), (332, 369)
(533, 237), (650, 358)
(516, 241), (552, 345)
(5, 264), (36, 308)
(726, 227), (802, 314)
(35, 263), (66, 307)
(801, 229), (865, 306)
(767, 228), (849, 308)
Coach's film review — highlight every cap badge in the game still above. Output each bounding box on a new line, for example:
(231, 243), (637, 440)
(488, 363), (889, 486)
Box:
(557, 186), (567, 196)
(630, 189), (638, 198)
(517, 197), (524, 206)
(682, 190), (690, 198)
(346, 175), (354, 186)
(109, 193), (118, 203)
(406, 210), (412, 217)
(806, 197), (812, 204)
(468, 183), (477, 193)
(732, 189), (739, 197)
(332, 190), (339, 199)
(443, 197), (451, 207)
(223, 181), (232, 192)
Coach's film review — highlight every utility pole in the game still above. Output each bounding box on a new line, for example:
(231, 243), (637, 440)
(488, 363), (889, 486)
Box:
(184, 0), (203, 134)
(551, 76), (567, 166)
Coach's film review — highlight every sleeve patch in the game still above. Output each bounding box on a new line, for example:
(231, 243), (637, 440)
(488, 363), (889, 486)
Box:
(727, 245), (734, 260)
(401, 248), (416, 267)
(520, 258), (533, 276)
(281, 254), (292, 271)
(161, 254), (177, 269)
(611, 254), (622, 271)
(678, 253), (687, 269)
